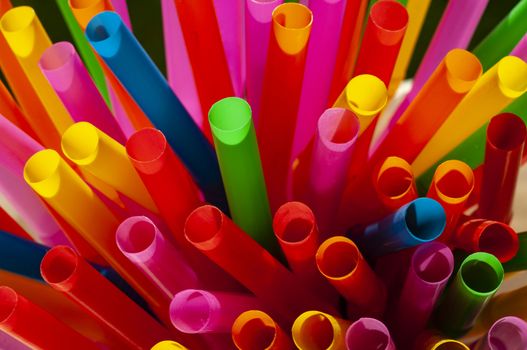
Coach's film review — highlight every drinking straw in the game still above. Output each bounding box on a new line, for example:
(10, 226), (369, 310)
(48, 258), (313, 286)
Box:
(414, 332), (469, 350)
(0, 230), (48, 281)
(257, 3), (312, 211)
(209, 98), (276, 253)
(503, 232), (527, 273)
(110, 0), (131, 29)
(41, 245), (175, 349)
(116, 216), (199, 298)
(0, 286), (99, 349)
(511, 33), (527, 60)
(0, 331), (30, 350)
(245, 0), (283, 122)
(170, 289), (260, 334)
(232, 310), (294, 350)
(305, 108), (360, 233)
(473, 0), (527, 71)
(373, 156), (417, 213)
(328, 0), (368, 104)
(160, 0), (202, 127)
(435, 252), (504, 337)
(426, 160), (474, 243)
(292, 0), (346, 163)
(185, 205), (336, 324)
(152, 340), (189, 350)
(360, 198), (446, 257)
(372, 49), (482, 165)
(454, 220), (519, 263)
(345, 318), (395, 350)
(39, 42), (125, 144)
(352, 0), (408, 87)
(0, 80), (35, 139)
(316, 236), (386, 318)
(172, 0), (234, 138)
(388, 0), (431, 95)
(86, 12), (227, 209)
(473, 316), (527, 350)
(23, 149), (168, 312)
(0, 211), (31, 241)
(292, 311), (350, 350)
(412, 56), (527, 177)
(391, 242), (454, 346)
(477, 113), (526, 223)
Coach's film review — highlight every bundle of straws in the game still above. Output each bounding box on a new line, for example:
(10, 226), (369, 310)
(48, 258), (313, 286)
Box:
(0, 0), (527, 348)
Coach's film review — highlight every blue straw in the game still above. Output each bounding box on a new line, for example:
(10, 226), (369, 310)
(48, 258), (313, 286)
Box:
(0, 230), (47, 281)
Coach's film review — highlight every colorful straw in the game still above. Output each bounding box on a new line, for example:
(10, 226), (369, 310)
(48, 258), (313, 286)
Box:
(232, 310), (294, 350)
(292, 311), (350, 350)
(473, 316), (527, 350)
(345, 318), (395, 350)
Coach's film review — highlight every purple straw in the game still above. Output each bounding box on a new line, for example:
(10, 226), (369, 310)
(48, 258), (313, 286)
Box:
(473, 316), (527, 350)
(345, 318), (395, 350)
(511, 34), (527, 61)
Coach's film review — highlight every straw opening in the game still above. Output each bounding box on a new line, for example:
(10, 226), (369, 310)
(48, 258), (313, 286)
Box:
(377, 166), (412, 198)
(24, 150), (61, 185)
(170, 290), (215, 333)
(345, 75), (387, 116)
(234, 317), (277, 350)
(209, 97), (252, 145)
(488, 114), (526, 151)
(40, 42), (75, 71)
(497, 57), (527, 97)
(318, 109), (360, 148)
(274, 202), (315, 244)
(317, 239), (359, 279)
(185, 206), (223, 244)
(117, 219), (156, 254)
(61, 122), (99, 165)
(413, 244), (453, 284)
(404, 199), (445, 242)
(70, 0), (101, 9)
(460, 254), (503, 295)
(0, 6), (35, 32)
(478, 223), (518, 262)
(489, 318), (527, 350)
(345, 318), (390, 350)
(41, 246), (79, 285)
(444, 50), (482, 84)
(272, 3), (312, 30)
(436, 169), (473, 199)
(295, 313), (334, 349)
(86, 12), (121, 43)
(433, 340), (468, 350)
(126, 128), (167, 164)
(370, 1), (408, 32)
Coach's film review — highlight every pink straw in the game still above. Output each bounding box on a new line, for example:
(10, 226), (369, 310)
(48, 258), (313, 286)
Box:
(170, 289), (260, 334)
(111, 0), (132, 30)
(473, 316), (527, 350)
(116, 216), (199, 298)
(0, 331), (30, 350)
(511, 33), (527, 61)
(345, 318), (395, 350)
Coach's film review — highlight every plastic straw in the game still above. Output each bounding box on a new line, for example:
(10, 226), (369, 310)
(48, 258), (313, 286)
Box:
(454, 220), (519, 263)
(473, 0), (527, 70)
(232, 310), (293, 350)
(477, 113), (526, 223)
(170, 289), (260, 334)
(0, 80), (34, 139)
(0, 230), (49, 281)
(345, 318), (395, 350)
(41, 245), (172, 349)
(0, 286), (98, 349)
(480, 284), (527, 335)
(412, 56), (527, 177)
(152, 340), (189, 350)
(209, 97), (275, 253)
(435, 252), (504, 337)
(39, 42), (125, 143)
(360, 198), (446, 257)
(473, 316), (527, 350)
(245, 0), (283, 122)
(86, 12), (227, 209)
(414, 332), (469, 350)
(511, 33), (527, 60)
(503, 232), (527, 273)
(353, 0), (408, 87)
(316, 236), (386, 318)
(0, 331), (30, 350)
(391, 242), (454, 346)
(184, 205), (336, 325)
(292, 311), (350, 350)
(116, 216), (199, 298)
(427, 160), (474, 243)
(61, 122), (157, 212)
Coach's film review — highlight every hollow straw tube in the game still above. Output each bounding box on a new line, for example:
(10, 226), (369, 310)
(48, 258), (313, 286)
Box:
(360, 198), (446, 257)
(427, 160), (474, 243)
(352, 0), (408, 87)
(170, 289), (260, 334)
(160, 0), (202, 127)
(0, 230), (48, 281)
(305, 108), (359, 233)
(116, 216), (199, 298)
(454, 220), (519, 263)
(435, 252), (504, 337)
(391, 242), (454, 346)
(473, 316), (527, 350)
(0, 286), (98, 349)
(110, 0), (131, 29)
(209, 98), (276, 253)
(414, 332), (469, 350)
(503, 232), (527, 273)
(477, 113), (526, 223)
(373, 156), (417, 213)
(511, 34), (527, 60)
(86, 12), (227, 209)
(473, 0), (527, 70)
(41, 246), (173, 349)
(232, 310), (293, 350)
(316, 236), (386, 318)
(39, 42), (125, 144)
(412, 56), (527, 177)
(152, 340), (189, 350)
(0, 331), (31, 350)
(245, 0), (283, 122)
(345, 318), (395, 350)
(292, 0), (346, 162)
(292, 311), (350, 350)
(184, 205), (336, 325)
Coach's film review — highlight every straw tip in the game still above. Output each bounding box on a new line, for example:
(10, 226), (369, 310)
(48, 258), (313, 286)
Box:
(86, 11), (124, 57)
(61, 122), (100, 165)
(272, 3), (312, 55)
(208, 97), (253, 145)
(345, 75), (388, 117)
(497, 56), (527, 98)
(0, 6), (38, 57)
(23, 149), (62, 198)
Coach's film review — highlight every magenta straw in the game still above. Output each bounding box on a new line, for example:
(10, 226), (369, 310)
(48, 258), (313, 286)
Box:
(170, 289), (260, 334)
(292, 0), (346, 165)
(305, 108), (359, 234)
(111, 0), (132, 29)
(39, 42), (126, 144)
(0, 331), (31, 350)
(391, 242), (454, 347)
(0, 116), (68, 247)
(245, 0), (283, 123)
(473, 316), (527, 350)
(511, 34), (527, 61)
(345, 318), (395, 350)
(116, 216), (199, 299)
(160, 0), (203, 127)
(106, 81), (135, 138)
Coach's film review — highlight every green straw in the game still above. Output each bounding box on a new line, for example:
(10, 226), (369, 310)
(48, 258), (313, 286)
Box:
(435, 252), (504, 337)
(55, 0), (111, 106)
(473, 0), (527, 70)
(416, 93), (527, 194)
(209, 97), (278, 254)
(503, 232), (527, 273)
